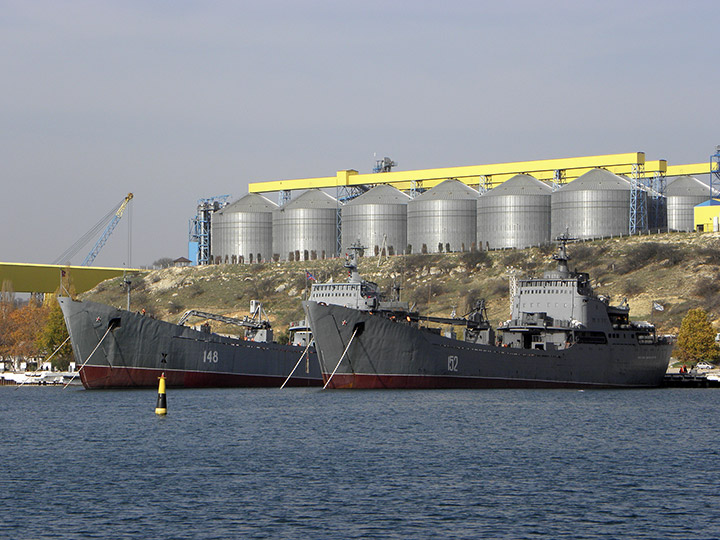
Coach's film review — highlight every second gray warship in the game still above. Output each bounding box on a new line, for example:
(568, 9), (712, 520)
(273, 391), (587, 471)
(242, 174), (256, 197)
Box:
(303, 238), (673, 389)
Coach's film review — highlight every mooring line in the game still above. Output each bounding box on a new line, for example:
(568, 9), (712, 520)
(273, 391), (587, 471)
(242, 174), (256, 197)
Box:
(63, 326), (113, 389)
(280, 338), (314, 389)
(323, 327), (358, 390)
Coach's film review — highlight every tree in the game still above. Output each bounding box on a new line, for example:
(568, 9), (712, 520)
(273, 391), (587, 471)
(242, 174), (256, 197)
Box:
(676, 308), (720, 365)
(36, 294), (73, 370)
(153, 257), (174, 268)
(0, 286), (16, 361)
(3, 299), (49, 361)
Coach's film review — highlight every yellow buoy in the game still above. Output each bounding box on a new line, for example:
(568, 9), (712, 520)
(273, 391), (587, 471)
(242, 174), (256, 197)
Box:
(155, 372), (167, 415)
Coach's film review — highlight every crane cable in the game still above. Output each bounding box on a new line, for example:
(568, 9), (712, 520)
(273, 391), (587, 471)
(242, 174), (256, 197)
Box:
(52, 201), (123, 265)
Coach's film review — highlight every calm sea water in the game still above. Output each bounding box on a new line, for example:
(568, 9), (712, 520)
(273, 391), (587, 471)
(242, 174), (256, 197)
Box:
(1, 387), (719, 539)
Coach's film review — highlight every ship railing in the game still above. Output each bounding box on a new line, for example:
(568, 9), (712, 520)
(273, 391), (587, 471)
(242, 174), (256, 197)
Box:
(288, 320), (308, 330)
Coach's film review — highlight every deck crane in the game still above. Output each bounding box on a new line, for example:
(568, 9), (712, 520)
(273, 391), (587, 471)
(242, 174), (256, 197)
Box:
(53, 193), (134, 266)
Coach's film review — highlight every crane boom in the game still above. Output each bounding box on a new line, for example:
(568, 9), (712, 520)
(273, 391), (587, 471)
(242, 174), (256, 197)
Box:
(82, 193), (134, 266)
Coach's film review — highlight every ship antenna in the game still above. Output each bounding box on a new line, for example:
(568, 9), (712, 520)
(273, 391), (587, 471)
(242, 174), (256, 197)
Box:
(345, 241), (365, 283)
(553, 229), (575, 275)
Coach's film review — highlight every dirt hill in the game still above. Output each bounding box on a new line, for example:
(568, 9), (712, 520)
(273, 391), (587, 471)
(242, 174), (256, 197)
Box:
(79, 231), (720, 337)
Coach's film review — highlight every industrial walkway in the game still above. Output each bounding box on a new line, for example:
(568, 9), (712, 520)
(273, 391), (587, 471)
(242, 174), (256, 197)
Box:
(0, 262), (144, 294)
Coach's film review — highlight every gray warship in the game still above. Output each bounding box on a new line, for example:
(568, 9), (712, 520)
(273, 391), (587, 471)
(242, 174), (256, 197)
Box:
(303, 238), (673, 389)
(59, 297), (320, 389)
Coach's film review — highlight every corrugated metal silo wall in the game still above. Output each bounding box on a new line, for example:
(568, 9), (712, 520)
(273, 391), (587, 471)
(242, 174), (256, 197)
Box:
(551, 189), (638, 239)
(477, 193), (551, 249)
(668, 195), (706, 231)
(272, 207), (337, 260)
(647, 196), (667, 230)
(341, 203), (407, 255)
(407, 199), (477, 253)
(211, 210), (273, 264)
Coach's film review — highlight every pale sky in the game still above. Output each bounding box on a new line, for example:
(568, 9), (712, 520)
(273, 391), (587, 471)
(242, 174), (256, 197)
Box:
(2, 0), (717, 267)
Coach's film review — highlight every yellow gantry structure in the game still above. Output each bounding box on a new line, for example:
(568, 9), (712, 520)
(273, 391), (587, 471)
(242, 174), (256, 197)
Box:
(248, 152), (717, 195)
(665, 163), (716, 177)
(248, 152), (670, 193)
(0, 263), (145, 294)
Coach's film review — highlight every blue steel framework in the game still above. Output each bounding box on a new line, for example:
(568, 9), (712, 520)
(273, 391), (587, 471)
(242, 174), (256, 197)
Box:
(712, 146), (720, 200)
(629, 163), (647, 234)
(278, 190), (291, 206)
(188, 195), (230, 265)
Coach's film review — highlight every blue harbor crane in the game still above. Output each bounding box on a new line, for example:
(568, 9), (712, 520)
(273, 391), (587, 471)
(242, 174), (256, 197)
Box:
(82, 193), (134, 265)
(53, 193), (134, 266)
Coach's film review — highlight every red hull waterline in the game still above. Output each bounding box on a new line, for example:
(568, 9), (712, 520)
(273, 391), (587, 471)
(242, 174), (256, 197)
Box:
(80, 366), (321, 389)
(321, 373), (658, 390)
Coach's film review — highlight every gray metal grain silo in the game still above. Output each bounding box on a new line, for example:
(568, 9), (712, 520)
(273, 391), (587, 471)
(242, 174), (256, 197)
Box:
(272, 189), (340, 261)
(341, 185), (410, 256)
(210, 193), (277, 264)
(477, 174), (551, 249)
(666, 175), (712, 231)
(551, 168), (637, 240)
(407, 179), (478, 254)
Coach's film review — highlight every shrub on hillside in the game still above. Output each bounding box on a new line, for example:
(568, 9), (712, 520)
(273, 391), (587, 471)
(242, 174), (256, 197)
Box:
(487, 278), (509, 298)
(249, 276), (277, 299)
(129, 279), (145, 292)
(697, 246), (720, 263)
(403, 254), (429, 274)
(615, 242), (685, 274)
(568, 244), (595, 263)
(623, 278), (644, 296)
(502, 251), (527, 268)
(660, 245), (684, 266)
(460, 250), (491, 269)
(615, 243), (659, 274)
(689, 273), (720, 316)
(691, 278), (720, 299)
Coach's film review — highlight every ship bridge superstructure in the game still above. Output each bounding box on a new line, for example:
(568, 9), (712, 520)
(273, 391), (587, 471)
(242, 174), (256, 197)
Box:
(509, 236), (617, 333)
(499, 235), (658, 351)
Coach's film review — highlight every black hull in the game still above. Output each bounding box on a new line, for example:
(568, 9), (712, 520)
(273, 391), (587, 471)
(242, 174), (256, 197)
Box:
(304, 302), (672, 389)
(59, 297), (321, 389)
